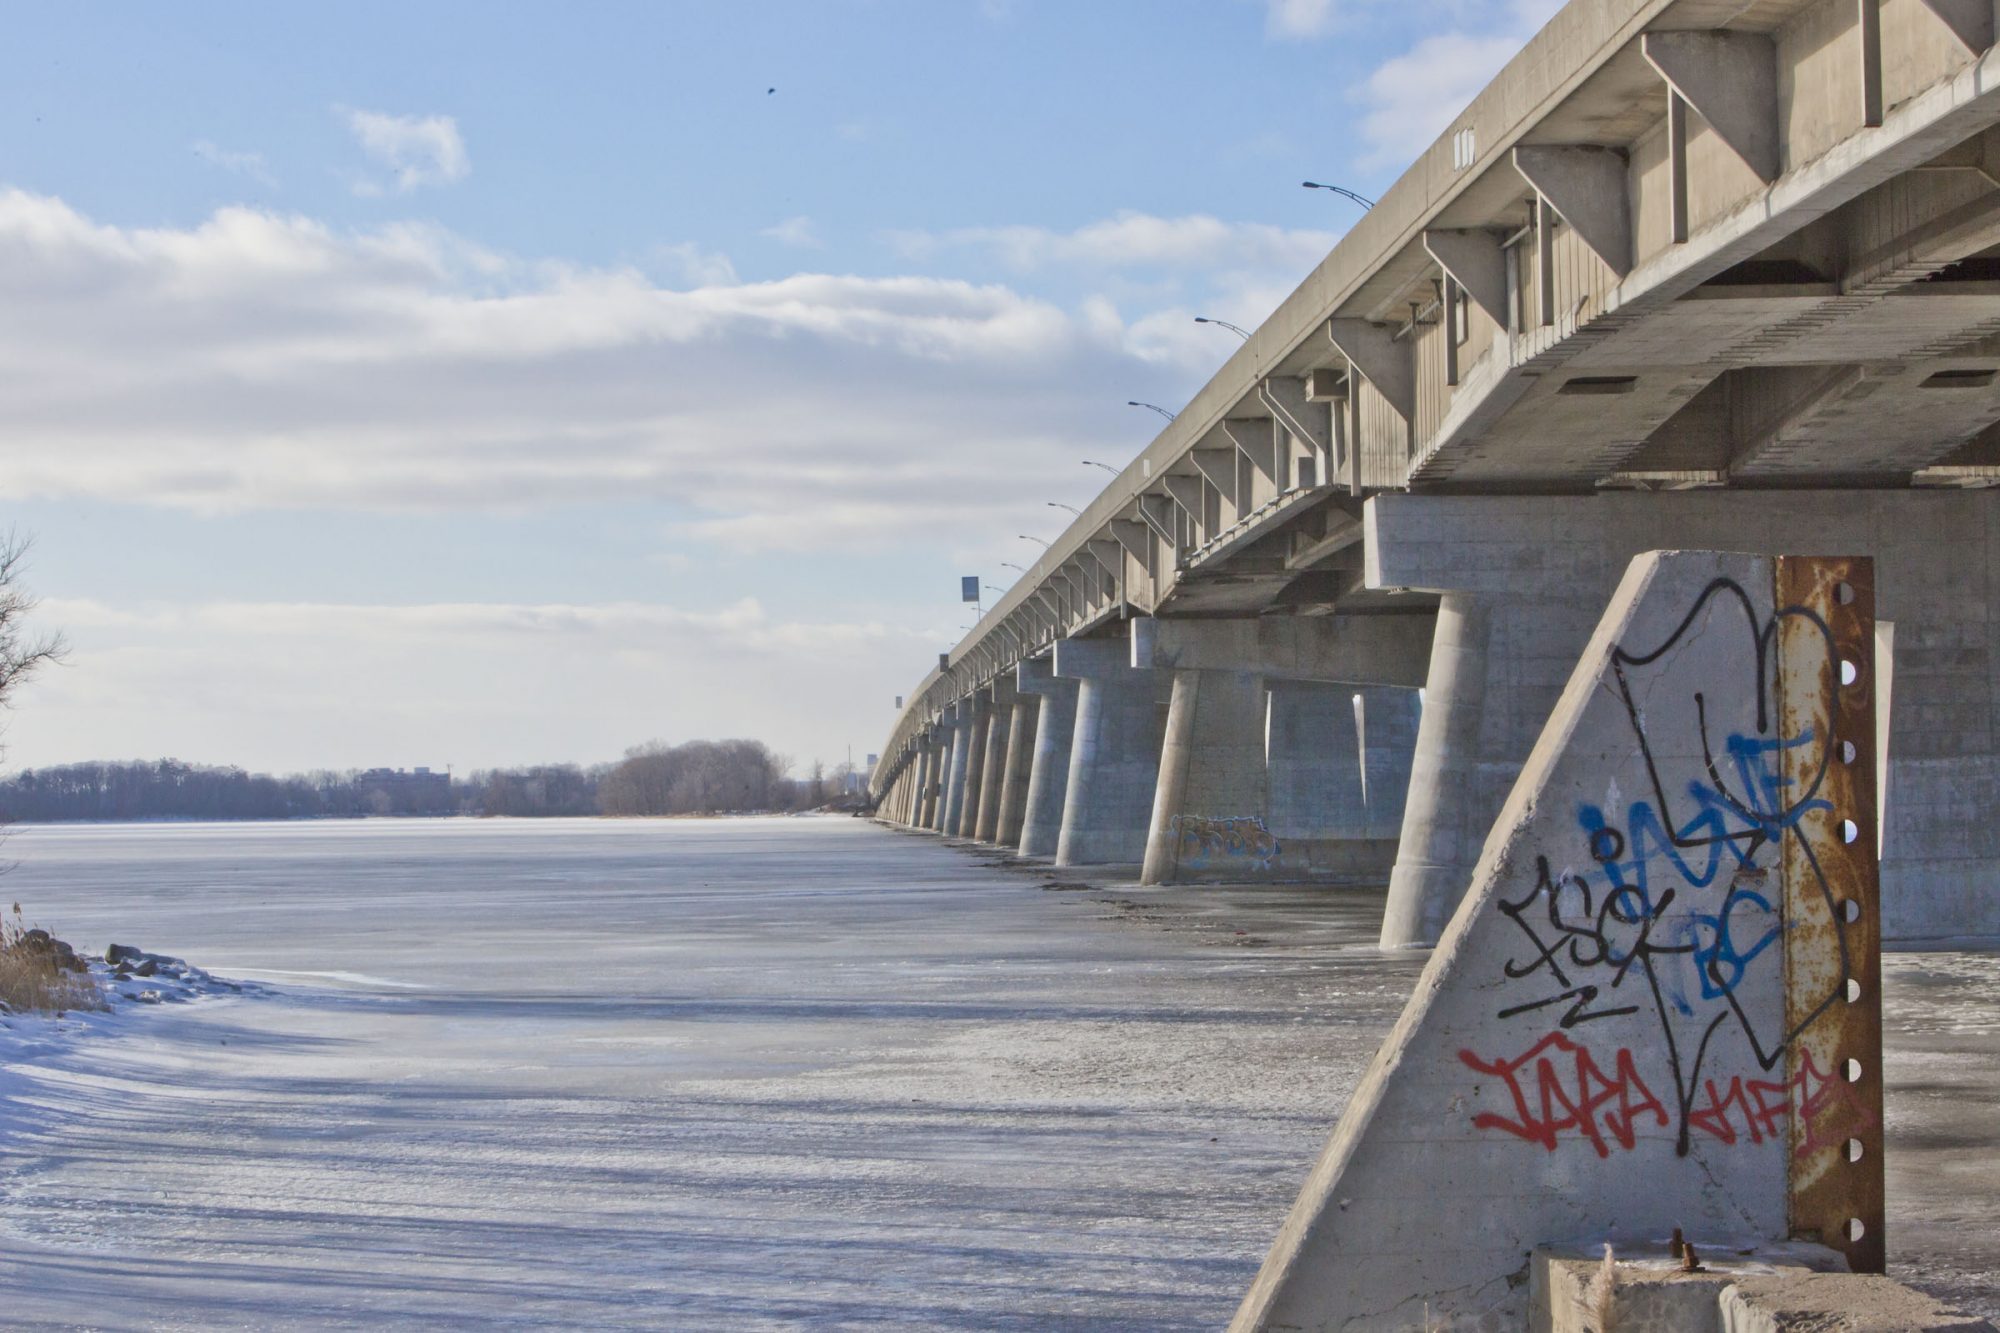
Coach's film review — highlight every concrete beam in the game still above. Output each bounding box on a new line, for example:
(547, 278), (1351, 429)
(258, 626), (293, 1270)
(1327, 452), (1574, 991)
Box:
(1423, 228), (1509, 326)
(1512, 144), (1633, 278)
(1259, 375), (1332, 464)
(1130, 613), (1432, 687)
(1190, 446), (1237, 507)
(1642, 30), (1779, 184)
(1326, 319), (1416, 422)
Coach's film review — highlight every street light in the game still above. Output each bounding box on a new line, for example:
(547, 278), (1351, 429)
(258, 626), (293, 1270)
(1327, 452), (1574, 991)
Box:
(1128, 400), (1177, 422)
(1001, 561), (1028, 573)
(1081, 460), (1119, 475)
(1302, 181), (1375, 209)
(1047, 501), (1081, 516)
(1195, 316), (1251, 340)
(985, 584), (1007, 597)
(1018, 534), (1051, 548)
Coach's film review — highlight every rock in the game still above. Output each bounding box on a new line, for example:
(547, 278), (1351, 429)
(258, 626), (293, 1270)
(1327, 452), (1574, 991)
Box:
(133, 990), (163, 1004)
(105, 944), (142, 964)
(131, 959), (157, 977)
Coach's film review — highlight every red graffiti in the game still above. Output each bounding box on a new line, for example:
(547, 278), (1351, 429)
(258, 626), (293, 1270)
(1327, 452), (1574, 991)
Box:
(1686, 1074), (1790, 1146)
(1790, 1048), (1877, 1159)
(1458, 1033), (1669, 1157)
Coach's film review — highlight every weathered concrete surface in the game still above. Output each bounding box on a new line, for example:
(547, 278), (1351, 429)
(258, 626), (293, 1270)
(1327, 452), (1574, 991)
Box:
(973, 680), (1013, 843)
(955, 694), (991, 840)
(1533, 1242), (1848, 1333)
(1015, 655), (1077, 859)
(1144, 668), (1271, 884)
(1721, 1272), (1998, 1332)
(1055, 634), (1170, 867)
(1264, 681), (1398, 882)
(1371, 491), (2000, 944)
(994, 689), (1038, 848)
(1234, 552), (1883, 1329)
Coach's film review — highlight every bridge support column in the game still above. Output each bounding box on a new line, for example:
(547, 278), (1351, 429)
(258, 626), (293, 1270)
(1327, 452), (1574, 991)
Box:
(994, 684), (1038, 848)
(1015, 656), (1077, 859)
(1143, 669), (1268, 883)
(953, 695), (991, 839)
(1368, 490), (2000, 943)
(940, 703), (973, 835)
(1132, 615), (1432, 883)
(973, 679), (1013, 842)
(1055, 633), (1170, 867)
(914, 731), (940, 830)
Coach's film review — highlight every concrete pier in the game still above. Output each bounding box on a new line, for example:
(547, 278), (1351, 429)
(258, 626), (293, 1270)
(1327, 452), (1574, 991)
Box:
(1143, 668), (1269, 883)
(954, 694), (991, 840)
(1015, 656), (1078, 859)
(1054, 634), (1169, 867)
(994, 688), (1038, 848)
(972, 680), (1012, 843)
(939, 704), (971, 835)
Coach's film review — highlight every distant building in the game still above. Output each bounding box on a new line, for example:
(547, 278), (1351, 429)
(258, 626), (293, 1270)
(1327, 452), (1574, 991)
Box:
(354, 766), (454, 815)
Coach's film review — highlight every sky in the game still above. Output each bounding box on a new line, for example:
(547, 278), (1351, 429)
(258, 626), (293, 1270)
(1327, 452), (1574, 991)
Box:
(0, 0), (1558, 777)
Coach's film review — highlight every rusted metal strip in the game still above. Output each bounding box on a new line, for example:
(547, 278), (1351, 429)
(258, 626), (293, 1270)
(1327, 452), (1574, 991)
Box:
(1776, 554), (1886, 1273)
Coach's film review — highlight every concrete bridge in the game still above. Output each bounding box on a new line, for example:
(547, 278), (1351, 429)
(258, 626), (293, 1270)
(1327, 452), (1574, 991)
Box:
(873, 0), (2000, 946)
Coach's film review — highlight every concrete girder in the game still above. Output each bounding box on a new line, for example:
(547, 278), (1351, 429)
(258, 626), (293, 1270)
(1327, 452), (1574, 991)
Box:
(1083, 537), (1124, 586)
(1136, 492), (1179, 549)
(1642, 31), (1780, 185)
(1511, 144), (1634, 278)
(1423, 228), (1509, 327)
(1162, 473), (1205, 524)
(1325, 319), (1416, 422)
(1190, 446), (1237, 507)
(1259, 376), (1332, 481)
(1222, 416), (1281, 487)
(1109, 517), (1152, 565)
(1920, 0), (1995, 52)
(1130, 613), (1433, 687)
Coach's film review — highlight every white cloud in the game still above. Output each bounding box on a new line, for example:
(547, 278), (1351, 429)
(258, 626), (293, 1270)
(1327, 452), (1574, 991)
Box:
(1264, 0), (1344, 39)
(341, 108), (470, 194)
(191, 140), (277, 188)
(0, 190), (1213, 552)
(1352, 0), (1560, 166)
(652, 240), (738, 285)
(890, 211), (1338, 275)
(9, 596), (936, 771)
(760, 215), (822, 249)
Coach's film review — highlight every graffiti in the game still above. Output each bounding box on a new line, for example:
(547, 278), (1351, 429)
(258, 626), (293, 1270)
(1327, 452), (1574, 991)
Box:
(1475, 576), (1860, 1156)
(1169, 814), (1281, 871)
(1458, 1033), (1668, 1157)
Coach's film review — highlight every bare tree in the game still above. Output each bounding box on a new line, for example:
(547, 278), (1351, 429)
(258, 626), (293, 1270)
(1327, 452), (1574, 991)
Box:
(0, 534), (64, 712)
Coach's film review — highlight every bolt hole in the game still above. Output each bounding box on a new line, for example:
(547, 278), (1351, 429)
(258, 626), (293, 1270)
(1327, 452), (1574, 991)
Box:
(1841, 659), (1861, 687)
(1845, 1058), (1864, 1084)
(1840, 739), (1858, 764)
(1842, 819), (1860, 845)
(1846, 1217), (1867, 1242)
(1834, 581), (1856, 605)
(1841, 898), (1863, 923)
(1847, 1138), (1866, 1163)
(1846, 977), (1863, 1003)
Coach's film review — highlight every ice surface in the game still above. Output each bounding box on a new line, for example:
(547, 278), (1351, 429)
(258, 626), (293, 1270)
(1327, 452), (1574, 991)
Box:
(0, 817), (1416, 1330)
(0, 815), (1991, 1329)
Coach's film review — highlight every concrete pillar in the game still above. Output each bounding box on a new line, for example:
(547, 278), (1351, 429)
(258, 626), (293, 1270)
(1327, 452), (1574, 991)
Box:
(1381, 595), (1501, 947)
(1143, 669), (1269, 883)
(1015, 656), (1077, 859)
(973, 679), (1014, 842)
(1055, 633), (1170, 867)
(914, 735), (939, 830)
(995, 691), (1039, 848)
(953, 695), (991, 839)
(940, 702), (974, 836)
(1366, 490), (2000, 942)
(1356, 686), (1422, 838)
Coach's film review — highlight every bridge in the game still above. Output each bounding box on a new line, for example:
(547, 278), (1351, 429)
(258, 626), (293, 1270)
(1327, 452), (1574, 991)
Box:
(871, 0), (2000, 946)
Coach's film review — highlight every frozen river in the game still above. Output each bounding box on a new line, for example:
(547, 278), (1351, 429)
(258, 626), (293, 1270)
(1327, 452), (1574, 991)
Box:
(0, 816), (1993, 1329)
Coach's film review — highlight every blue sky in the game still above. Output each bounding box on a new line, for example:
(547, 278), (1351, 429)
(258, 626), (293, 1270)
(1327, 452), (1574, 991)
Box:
(0, 0), (1555, 775)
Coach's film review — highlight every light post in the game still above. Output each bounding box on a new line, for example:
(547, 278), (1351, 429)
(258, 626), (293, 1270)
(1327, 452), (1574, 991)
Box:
(1018, 534), (1051, 548)
(1302, 181), (1375, 209)
(1047, 501), (1081, 516)
(1127, 401), (1177, 422)
(1194, 316), (1251, 340)
(1081, 460), (1119, 475)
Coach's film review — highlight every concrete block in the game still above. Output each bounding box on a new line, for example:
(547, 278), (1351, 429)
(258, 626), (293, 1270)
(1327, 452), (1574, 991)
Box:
(1232, 553), (1885, 1330)
(1720, 1273), (1997, 1332)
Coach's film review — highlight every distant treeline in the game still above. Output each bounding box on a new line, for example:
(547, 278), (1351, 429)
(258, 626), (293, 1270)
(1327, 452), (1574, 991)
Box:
(0, 742), (859, 823)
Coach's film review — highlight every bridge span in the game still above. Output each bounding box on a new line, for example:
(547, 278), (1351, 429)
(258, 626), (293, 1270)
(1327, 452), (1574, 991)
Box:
(872, 0), (2000, 945)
